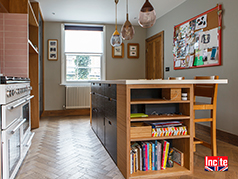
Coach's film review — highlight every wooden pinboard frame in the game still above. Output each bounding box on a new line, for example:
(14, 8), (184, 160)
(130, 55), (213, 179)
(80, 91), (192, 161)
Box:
(112, 43), (124, 58)
(173, 4), (222, 70)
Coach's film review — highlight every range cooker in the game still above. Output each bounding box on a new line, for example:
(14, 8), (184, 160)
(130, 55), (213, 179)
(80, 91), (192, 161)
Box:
(0, 76), (35, 179)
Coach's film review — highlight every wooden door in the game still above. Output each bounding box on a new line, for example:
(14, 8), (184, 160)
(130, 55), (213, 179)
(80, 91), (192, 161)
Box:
(146, 31), (164, 79)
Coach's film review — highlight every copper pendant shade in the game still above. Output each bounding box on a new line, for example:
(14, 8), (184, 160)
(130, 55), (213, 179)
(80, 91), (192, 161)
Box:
(121, 0), (135, 40)
(110, 0), (122, 47)
(138, 0), (156, 28)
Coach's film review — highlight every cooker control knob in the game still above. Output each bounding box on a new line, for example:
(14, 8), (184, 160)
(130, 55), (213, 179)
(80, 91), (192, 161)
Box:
(16, 89), (19, 94)
(11, 90), (15, 96)
(6, 90), (11, 97)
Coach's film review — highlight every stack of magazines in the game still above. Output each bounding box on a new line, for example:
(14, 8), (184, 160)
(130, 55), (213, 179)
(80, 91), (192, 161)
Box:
(145, 121), (187, 137)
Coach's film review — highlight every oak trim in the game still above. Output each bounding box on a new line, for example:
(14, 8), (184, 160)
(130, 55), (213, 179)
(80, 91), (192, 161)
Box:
(41, 108), (90, 117)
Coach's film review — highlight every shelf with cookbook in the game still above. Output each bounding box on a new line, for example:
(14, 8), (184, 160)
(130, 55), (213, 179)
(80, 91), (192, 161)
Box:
(117, 84), (193, 179)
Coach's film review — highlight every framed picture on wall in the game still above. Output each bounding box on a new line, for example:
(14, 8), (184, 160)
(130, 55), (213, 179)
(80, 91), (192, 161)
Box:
(127, 43), (139, 58)
(112, 43), (124, 58)
(48, 39), (58, 61)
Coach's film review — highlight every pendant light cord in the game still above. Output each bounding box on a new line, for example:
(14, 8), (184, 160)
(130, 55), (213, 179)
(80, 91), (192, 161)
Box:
(115, 0), (118, 30)
(126, 0), (128, 19)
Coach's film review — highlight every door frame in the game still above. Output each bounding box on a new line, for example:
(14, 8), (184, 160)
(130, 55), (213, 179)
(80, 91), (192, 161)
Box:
(145, 31), (164, 79)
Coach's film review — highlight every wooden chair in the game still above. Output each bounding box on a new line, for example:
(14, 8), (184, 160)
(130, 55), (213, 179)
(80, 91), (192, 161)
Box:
(168, 77), (185, 80)
(193, 75), (219, 156)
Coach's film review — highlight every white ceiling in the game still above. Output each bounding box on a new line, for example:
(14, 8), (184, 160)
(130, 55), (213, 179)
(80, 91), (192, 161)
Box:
(34, 0), (186, 26)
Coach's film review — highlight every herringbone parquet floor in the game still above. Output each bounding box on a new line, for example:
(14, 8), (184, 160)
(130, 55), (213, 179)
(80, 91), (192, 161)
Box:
(15, 116), (238, 179)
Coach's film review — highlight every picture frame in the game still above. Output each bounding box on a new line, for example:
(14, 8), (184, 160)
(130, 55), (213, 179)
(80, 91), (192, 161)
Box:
(48, 39), (58, 61)
(112, 43), (124, 58)
(127, 43), (139, 58)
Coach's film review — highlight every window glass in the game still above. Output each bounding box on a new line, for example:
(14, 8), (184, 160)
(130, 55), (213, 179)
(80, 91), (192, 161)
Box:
(64, 25), (103, 82)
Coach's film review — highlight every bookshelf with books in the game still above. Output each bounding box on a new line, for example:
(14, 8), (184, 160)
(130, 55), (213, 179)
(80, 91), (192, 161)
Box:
(117, 84), (193, 179)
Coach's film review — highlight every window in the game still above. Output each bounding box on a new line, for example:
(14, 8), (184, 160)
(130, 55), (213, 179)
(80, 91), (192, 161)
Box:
(62, 24), (104, 83)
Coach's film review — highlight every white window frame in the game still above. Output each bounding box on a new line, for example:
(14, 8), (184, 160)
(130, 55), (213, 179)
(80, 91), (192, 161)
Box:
(60, 23), (106, 86)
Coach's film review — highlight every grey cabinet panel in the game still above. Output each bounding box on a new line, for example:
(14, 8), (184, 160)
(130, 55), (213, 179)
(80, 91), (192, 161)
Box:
(97, 95), (105, 144)
(91, 107), (98, 134)
(104, 84), (116, 99)
(105, 117), (117, 164)
(104, 98), (116, 125)
(91, 82), (117, 164)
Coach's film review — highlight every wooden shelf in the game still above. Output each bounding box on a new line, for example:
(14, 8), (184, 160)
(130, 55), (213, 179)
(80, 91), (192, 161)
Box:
(28, 1), (39, 27)
(130, 163), (191, 178)
(131, 135), (190, 142)
(28, 40), (38, 54)
(130, 98), (190, 104)
(130, 115), (190, 122)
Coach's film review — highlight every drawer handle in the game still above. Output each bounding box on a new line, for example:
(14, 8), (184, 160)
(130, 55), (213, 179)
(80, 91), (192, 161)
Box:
(108, 84), (111, 87)
(108, 121), (112, 125)
(92, 83), (95, 85)
(108, 98), (112, 101)
(99, 83), (101, 86)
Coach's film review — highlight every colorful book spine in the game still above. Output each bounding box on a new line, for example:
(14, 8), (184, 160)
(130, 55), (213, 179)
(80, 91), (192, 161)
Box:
(151, 142), (155, 170)
(143, 142), (148, 171)
(149, 142), (152, 170)
(154, 140), (158, 170)
(157, 141), (162, 170)
(161, 140), (170, 170)
(130, 150), (133, 174)
(137, 145), (142, 171)
(147, 142), (150, 171)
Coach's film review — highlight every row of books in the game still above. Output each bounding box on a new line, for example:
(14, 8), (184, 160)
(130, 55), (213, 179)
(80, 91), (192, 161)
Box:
(130, 140), (174, 174)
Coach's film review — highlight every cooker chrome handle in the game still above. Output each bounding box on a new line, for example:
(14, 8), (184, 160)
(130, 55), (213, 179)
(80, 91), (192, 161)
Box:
(24, 132), (35, 147)
(26, 95), (34, 101)
(11, 118), (26, 134)
(8, 100), (26, 110)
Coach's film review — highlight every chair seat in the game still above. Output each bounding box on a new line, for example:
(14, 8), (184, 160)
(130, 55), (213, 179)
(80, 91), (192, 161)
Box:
(194, 102), (214, 110)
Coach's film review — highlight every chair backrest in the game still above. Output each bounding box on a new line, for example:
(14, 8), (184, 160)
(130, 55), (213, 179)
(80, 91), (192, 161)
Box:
(194, 76), (219, 103)
(168, 77), (185, 80)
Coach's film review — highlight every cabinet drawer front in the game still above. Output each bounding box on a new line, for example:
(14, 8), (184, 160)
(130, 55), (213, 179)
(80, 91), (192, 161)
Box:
(91, 83), (104, 95)
(105, 117), (117, 164)
(104, 84), (116, 99)
(104, 98), (116, 125)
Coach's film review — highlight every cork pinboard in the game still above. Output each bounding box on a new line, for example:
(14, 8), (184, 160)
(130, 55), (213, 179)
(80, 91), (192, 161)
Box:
(173, 4), (222, 70)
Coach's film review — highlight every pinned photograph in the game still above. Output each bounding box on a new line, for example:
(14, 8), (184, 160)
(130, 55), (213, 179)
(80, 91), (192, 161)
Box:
(195, 14), (207, 30)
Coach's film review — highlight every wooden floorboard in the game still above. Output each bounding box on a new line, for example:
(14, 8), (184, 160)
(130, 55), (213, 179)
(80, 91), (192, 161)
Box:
(15, 116), (238, 179)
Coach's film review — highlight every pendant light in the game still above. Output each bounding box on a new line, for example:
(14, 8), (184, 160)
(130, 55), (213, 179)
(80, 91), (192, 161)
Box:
(110, 0), (122, 47)
(121, 0), (135, 40)
(138, 0), (156, 28)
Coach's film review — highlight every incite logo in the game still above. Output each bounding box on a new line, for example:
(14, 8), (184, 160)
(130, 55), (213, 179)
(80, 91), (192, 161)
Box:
(205, 156), (228, 171)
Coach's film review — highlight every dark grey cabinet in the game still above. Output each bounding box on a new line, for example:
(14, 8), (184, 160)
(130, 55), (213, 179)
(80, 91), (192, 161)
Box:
(91, 83), (117, 163)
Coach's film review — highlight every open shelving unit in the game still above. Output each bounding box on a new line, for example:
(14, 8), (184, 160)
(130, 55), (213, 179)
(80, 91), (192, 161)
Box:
(117, 84), (194, 179)
(8, 0), (43, 129)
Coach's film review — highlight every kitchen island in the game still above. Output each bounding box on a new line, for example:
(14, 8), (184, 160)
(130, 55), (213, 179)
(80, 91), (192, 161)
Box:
(90, 79), (227, 179)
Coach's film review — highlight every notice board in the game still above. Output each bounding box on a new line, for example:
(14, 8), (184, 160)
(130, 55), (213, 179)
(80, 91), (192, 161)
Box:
(173, 4), (222, 70)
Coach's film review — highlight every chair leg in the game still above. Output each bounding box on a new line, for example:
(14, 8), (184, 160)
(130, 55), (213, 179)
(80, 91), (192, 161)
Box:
(211, 110), (217, 156)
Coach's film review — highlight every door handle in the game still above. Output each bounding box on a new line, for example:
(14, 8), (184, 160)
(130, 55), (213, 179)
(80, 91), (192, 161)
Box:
(8, 100), (26, 110)
(24, 132), (35, 147)
(26, 95), (34, 101)
(11, 118), (26, 134)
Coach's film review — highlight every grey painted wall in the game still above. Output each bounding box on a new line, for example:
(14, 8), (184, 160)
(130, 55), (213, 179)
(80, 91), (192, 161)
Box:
(44, 22), (146, 111)
(147, 0), (238, 135)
